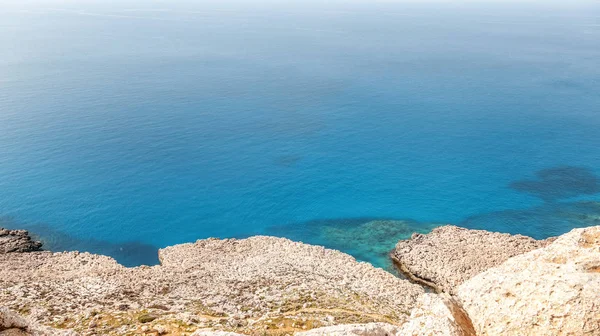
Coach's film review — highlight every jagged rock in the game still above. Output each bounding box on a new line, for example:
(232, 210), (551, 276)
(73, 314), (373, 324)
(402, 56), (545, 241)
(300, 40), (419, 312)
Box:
(4, 224), (596, 336)
(0, 308), (77, 336)
(0, 236), (424, 335)
(457, 226), (600, 336)
(391, 225), (548, 293)
(0, 229), (42, 254)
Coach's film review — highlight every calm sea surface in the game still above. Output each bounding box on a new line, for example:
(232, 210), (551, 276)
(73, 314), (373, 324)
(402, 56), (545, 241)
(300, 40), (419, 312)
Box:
(1, 0), (599, 267)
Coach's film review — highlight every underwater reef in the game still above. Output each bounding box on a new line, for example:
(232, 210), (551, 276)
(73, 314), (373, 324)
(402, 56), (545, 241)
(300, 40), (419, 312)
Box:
(266, 218), (440, 271)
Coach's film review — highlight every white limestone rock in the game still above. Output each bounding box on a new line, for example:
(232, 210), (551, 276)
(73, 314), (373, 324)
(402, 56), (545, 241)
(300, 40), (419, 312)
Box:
(391, 225), (548, 293)
(397, 294), (475, 336)
(0, 236), (424, 335)
(0, 308), (77, 336)
(457, 226), (600, 336)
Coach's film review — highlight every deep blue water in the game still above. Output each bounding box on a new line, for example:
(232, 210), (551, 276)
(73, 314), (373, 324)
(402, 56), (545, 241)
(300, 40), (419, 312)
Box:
(1, 0), (600, 268)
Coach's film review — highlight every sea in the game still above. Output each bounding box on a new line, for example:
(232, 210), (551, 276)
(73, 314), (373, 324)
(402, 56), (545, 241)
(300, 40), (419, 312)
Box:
(1, 0), (599, 268)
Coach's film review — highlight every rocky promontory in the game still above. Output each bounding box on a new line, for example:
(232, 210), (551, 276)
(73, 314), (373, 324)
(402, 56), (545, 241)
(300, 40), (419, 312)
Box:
(0, 229), (42, 254)
(391, 225), (551, 293)
(0, 232), (430, 335)
(1, 226), (599, 336)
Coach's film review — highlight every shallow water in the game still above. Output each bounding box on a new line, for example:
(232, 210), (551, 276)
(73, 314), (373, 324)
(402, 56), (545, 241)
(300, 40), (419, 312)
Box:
(1, 0), (600, 267)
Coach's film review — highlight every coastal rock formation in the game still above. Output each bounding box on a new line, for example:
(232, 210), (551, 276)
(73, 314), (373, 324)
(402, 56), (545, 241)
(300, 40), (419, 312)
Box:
(266, 219), (440, 271)
(391, 225), (548, 293)
(3, 225), (600, 335)
(456, 226), (600, 335)
(0, 236), (424, 335)
(0, 229), (42, 254)
(0, 308), (75, 336)
(318, 220), (439, 271)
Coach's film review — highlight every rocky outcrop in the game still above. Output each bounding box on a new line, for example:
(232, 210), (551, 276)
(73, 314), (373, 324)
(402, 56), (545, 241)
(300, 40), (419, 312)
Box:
(456, 226), (600, 335)
(0, 236), (424, 335)
(2, 225), (599, 336)
(0, 229), (42, 254)
(391, 225), (549, 293)
(0, 307), (76, 336)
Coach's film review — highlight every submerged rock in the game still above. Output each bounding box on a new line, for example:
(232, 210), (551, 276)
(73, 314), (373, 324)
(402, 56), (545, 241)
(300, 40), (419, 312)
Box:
(457, 226), (600, 335)
(459, 200), (600, 240)
(0, 228), (42, 254)
(391, 225), (548, 293)
(268, 218), (439, 270)
(321, 220), (439, 268)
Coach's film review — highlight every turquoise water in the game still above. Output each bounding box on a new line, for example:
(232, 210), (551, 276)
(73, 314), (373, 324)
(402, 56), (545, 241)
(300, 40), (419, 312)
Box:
(1, 0), (600, 267)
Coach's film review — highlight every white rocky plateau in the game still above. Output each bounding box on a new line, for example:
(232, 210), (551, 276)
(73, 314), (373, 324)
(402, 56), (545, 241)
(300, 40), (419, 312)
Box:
(0, 225), (598, 336)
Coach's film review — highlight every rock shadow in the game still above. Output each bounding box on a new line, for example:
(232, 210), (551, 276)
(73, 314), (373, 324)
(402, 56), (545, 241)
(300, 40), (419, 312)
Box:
(0, 218), (159, 267)
(509, 166), (600, 202)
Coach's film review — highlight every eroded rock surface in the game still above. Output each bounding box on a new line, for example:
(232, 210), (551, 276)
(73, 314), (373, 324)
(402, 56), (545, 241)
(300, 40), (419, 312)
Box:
(294, 294), (475, 336)
(0, 307), (75, 336)
(457, 226), (600, 336)
(4, 225), (598, 336)
(397, 294), (475, 336)
(391, 225), (548, 293)
(0, 229), (42, 254)
(0, 236), (424, 335)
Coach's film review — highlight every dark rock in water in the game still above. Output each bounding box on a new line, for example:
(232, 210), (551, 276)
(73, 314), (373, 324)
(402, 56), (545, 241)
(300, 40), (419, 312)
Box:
(319, 219), (439, 269)
(0, 221), (159, 267)
(459, 200), (600, 240)
(0, 228), (42, 254)
(509, 166), (600, 202)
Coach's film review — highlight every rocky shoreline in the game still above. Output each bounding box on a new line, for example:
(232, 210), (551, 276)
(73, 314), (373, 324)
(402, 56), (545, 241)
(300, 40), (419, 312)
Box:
(1, 225), (599, 335)
(0, 229), (42, 254)
(390, 226), (553, 294)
